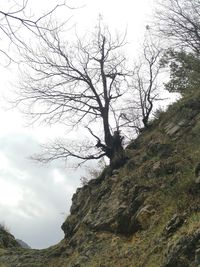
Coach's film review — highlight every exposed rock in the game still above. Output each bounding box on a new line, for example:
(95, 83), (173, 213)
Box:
(163, 228), (200, 267)
(112, 169), (120, 175)
(62, 177), (152, 237)
(143, 159), (176, 179)
(163, 214), (185, 237)
(164, 120), (187, 136)
(152, 161), (162, 176)
(135, 205), (156, 230)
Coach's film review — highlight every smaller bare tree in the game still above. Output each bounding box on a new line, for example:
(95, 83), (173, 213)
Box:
(122, 32), (162, 130)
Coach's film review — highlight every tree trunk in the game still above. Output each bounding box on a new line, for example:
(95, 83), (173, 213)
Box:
(102, 108), (113, 145)
(102, 109), (125, 169)
(109, 131), (125, 170)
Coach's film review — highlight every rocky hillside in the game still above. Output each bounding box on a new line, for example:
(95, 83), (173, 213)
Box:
(1, 92), (200, 266)
(0, 225), (20, 249)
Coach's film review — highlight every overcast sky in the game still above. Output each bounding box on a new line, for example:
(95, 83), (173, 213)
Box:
(0, 0), (155, 249)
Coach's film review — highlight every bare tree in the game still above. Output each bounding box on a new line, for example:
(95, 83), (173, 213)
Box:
(122, 33), (162, 130)
(16, 23), (130, 169)
(155, 0), (200, 54)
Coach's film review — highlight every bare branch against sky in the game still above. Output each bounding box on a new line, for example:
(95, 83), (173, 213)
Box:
(122, 29), (163, 130)
(0, 0), (71, 63)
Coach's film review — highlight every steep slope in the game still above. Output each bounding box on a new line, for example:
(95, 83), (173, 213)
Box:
(1, 92), (200, 266)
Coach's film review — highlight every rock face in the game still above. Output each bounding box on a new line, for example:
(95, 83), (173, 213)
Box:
(62, 177), (152, 238)
(58, 93), (200, 267)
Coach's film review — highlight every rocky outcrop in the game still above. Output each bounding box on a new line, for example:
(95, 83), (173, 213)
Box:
(62, 174), (154, 238)
(163, 228), (200, 267)
(163, 214), (186, 238)
(0, 226), (20, 249)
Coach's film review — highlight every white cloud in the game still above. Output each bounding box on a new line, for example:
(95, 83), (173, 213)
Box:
(53, 169), (66, 184)
(0, 133), (81, 248)
(0, 152), (10, 170)
(0, 180), (22, 206)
